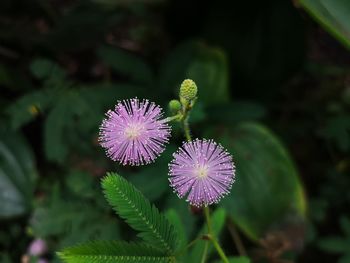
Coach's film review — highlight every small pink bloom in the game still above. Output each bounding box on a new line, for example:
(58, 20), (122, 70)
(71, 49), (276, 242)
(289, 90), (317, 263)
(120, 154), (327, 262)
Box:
(99, 98), (171, 166)
(28, 238), (47, 256)
(169, 139), (235, 207)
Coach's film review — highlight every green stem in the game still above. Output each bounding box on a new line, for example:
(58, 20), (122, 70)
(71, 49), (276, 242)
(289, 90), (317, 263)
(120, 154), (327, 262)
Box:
(183, 117), (192, 141)
(163, 114), (182, 123)
(179, 97), (229, 263)
(200, 241), (209, 263)
(204, 207), (229, 263)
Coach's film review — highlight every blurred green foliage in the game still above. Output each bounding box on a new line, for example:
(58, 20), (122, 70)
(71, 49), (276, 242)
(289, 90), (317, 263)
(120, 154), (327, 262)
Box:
(206, 123), (306, 241)
(0, 0), (350, 262)
(0, 131), (37, 218)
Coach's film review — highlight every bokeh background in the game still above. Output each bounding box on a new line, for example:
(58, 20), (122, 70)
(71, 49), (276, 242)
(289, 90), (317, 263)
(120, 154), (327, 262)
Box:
(1, 0), (350, 262)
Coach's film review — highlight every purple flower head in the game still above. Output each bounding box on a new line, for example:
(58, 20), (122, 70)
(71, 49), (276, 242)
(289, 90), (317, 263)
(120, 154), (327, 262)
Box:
(169, 139), (235, 207)
(28, 238), (47, 256)
(99, 98), (171, 166)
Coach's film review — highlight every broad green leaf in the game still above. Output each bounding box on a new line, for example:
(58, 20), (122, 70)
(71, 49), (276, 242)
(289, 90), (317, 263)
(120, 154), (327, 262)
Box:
(44, 96), (73, 163)
(7, 88), (58, 130)
(101, 173), (178, 253)
(186, 208), (226, 262)
(58, 241), (174, 263)
(30, 59), (66, 80)
(206, 102), (266, 123)
(159, 41), (230, 105)
(187, 44), (230, 106)
(299, 0), (350, 49)
(0, 130), (37, 218)
(206, 122), (306, 241)
(97, 46), (154, 84)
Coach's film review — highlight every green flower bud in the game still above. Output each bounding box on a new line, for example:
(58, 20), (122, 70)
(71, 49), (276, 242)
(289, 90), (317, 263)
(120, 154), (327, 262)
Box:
(169, 99), (182, 113)
(180, 79), (197, 101)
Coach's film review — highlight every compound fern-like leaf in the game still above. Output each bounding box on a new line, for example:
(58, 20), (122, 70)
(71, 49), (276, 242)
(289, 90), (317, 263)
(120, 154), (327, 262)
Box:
(101, 173), (178, 254)
(58, 240), (175, 263)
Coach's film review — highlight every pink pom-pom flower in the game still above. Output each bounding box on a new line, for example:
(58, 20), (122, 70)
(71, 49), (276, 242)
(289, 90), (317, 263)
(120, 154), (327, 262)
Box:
(99, 98), (171, 166)
(169, 139), (235, 207)
(28, 238), (47, 257)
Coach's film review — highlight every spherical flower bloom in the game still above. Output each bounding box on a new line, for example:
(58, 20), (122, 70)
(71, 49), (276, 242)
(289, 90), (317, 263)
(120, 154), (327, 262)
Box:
(169, 139), (235, 207)
(99, 98), (171, 166)
(28, 238), (47, 256)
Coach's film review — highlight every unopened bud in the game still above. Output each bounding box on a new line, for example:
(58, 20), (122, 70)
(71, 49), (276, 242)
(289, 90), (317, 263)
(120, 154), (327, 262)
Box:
(168, 99), (181, 113)
(180, 79), (197, 101)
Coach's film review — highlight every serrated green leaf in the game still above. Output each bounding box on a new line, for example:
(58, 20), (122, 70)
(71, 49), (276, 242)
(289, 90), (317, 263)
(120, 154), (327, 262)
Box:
(97, 46), (154, 84)
(186, 208), (226, 262)
(101, 173), (178, 253)
(58, 241), (174, 263)
(206, 122), (306, 241)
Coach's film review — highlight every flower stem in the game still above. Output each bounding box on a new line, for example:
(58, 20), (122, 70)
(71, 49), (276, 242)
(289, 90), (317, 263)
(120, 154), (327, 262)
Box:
(179, 97), (229, 263)
(163, 114), (182, 123)
(183, 117), (192, 141)
(200, 241), (209, 263)
(204, 207), (230, 263)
